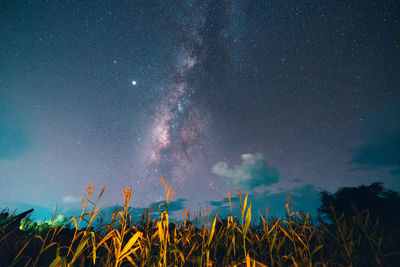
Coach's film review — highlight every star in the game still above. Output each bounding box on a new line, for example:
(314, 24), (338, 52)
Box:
(132, 80), (137, 85)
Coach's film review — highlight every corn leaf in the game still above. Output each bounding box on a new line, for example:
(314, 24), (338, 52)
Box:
(71, 235), (90, 264)
(49, 256), (65, 267)
(120, 231), (142, 257)
(244, 204), (252, 236)
(311, 244), (324, 256)
(207, 216), (217, 247)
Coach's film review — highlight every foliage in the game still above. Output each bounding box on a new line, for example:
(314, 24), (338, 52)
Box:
(20, 214), (72, 235)
(1, 179), (400, 266)
(318, 182), (400, 225)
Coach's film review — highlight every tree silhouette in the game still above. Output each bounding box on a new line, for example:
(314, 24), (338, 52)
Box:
(318, 182), (400, 225)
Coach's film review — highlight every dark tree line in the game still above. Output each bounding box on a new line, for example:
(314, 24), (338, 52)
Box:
(318, 181), (400, 225)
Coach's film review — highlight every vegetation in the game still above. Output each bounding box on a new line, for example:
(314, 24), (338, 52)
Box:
(319, 182), (400, 225)
(1, 178), (400, 266)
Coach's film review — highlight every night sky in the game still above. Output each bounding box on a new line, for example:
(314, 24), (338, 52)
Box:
(1, 0), (400, 220)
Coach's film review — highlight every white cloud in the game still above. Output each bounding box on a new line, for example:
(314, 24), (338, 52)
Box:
(212, 153), (279, 190)
(62, 195), (81, 205)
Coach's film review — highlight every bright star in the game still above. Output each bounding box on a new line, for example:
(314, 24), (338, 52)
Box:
(132, 80), (137, 85)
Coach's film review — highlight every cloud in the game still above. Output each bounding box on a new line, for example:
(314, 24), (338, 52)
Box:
(209, 197), (240, 208)
(0, 201), (55, 221)
(149, 198), (187, 213)
(349, 101), (400, 171)
(350, 128), (400, 168)
(207, 183), (321, 220)
(252, 184), (321, 217)
(60, 198), (188, 230)
(211, 153), (279, 190)
(62, 195), (81, 205)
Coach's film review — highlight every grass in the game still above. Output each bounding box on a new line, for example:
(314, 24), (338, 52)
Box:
(1, 176), (400, 266)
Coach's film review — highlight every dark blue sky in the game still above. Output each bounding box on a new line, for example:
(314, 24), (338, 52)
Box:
(1, 0), (399, 220)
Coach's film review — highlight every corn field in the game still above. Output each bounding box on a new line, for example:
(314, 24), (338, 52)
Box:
(1, 177), (400, 266)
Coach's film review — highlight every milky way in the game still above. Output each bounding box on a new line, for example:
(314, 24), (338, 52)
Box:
(143, 1), (211, 187)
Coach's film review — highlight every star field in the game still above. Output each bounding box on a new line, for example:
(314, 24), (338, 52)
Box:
(1, 0), (399, 219)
